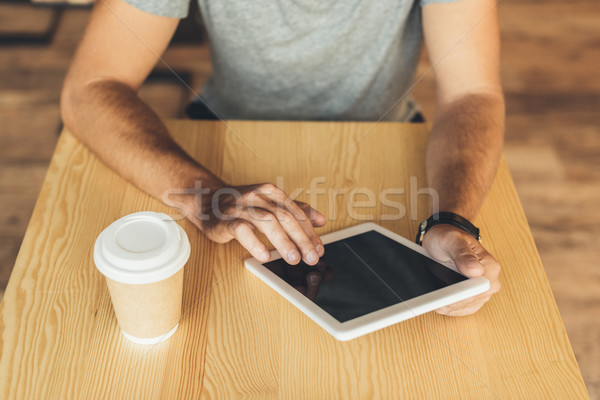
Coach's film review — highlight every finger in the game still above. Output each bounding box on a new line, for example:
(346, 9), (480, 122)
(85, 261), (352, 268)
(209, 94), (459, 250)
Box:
(445, 297), (488, 316)
(295, 200), (326, 227)
(471, 250), (502, 297)
(253, 183), (325, 227)
(489, 277), (501, 295)
(271, 207), (320, 265)
(253, 183), (326, 228)
(436, 294), (492, 316)
(480, 252), (502, 281)
(229, 220), (271, 262)
(242, 208), (302, 265)
(283, 201), (325, 256)
(246, 196), (321, 265)
(436, 296), (485, 315)
(446, 236), (485, 277)
(436, 303), (484, 317)
(253, 182), (286, 203)
(443, 294), (491, 311)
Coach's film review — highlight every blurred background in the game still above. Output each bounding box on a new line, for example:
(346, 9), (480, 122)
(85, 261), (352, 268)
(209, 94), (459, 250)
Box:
(0, 0), (598, 397)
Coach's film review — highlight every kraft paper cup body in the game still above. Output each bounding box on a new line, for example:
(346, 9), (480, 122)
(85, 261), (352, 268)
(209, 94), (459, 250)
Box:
(94, 212), (191, 344)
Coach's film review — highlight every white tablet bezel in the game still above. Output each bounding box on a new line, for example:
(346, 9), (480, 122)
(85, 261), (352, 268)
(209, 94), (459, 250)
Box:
(244, 222), (489, 341)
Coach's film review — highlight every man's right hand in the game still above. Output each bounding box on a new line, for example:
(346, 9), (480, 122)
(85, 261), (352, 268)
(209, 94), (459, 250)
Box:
(187, 182), (326, 266)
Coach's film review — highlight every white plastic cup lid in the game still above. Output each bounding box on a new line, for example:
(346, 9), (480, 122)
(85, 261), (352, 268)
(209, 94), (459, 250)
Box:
(94, 212), (191, 285)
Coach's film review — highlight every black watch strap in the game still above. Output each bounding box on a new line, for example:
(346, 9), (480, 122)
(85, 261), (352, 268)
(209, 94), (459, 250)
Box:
(416, 212), (480, 245)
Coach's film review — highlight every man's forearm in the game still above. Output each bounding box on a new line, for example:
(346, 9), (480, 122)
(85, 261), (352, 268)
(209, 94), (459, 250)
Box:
(60, 80), (223, 204)
(426, 92), (505, 220)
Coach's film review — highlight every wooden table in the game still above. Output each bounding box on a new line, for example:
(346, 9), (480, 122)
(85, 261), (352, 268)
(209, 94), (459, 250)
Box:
(0, 121), (589, 399)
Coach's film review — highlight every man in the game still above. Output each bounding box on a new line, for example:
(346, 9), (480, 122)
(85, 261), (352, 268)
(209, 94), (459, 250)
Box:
(61, 0), (503, 316)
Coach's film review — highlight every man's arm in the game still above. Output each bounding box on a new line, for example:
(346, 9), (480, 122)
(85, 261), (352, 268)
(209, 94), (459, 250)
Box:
(61, 0), (207, 199)
(421, 0), (504, 315)
(61, 0), (325, 266)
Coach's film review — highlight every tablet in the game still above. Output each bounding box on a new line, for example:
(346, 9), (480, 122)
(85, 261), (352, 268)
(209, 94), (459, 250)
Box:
(244, 222), (489, 341)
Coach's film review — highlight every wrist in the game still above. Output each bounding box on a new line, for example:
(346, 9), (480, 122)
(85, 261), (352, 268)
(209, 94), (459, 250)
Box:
(432, 204), (477, 222)
(416, 211), (480, 246)
(184, 177), (227, 222)
(163, 167), (226, 228)
(422, 224), (469, 245)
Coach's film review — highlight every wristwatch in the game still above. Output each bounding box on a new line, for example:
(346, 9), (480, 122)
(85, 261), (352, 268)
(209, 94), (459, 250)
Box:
(416, 212), (481, 246)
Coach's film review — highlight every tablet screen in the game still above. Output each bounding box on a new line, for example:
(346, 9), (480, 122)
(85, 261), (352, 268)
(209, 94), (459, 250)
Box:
(263, 230), (467, 322)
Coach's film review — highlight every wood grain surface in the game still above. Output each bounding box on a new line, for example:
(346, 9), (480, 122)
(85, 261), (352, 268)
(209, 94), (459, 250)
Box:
(0, 120), (589, 399)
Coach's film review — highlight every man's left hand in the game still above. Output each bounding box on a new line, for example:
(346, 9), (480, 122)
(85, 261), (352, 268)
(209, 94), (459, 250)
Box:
(422, 224), (501, 316)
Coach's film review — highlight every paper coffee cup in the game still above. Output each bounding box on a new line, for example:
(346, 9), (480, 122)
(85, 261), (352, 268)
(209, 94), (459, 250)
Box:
(94, 212), (191, 344)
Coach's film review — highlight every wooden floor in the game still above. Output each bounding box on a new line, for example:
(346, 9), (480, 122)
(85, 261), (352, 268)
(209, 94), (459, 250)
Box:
(0, 1), (598, 398)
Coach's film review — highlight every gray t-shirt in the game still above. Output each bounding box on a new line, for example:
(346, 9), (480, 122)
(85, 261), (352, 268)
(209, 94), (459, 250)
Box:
(125, 0), (455, 121)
